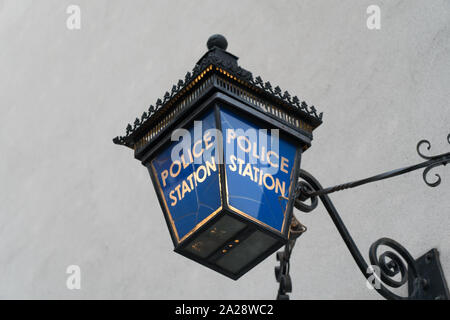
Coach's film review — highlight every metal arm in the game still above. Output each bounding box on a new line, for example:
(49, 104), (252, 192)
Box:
(300, 134), (450, 199)
(275, 134), (450, 300)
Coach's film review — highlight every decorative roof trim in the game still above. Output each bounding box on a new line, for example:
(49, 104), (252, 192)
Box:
(248, 76), (323, 121)
(113, 52), (323, 148)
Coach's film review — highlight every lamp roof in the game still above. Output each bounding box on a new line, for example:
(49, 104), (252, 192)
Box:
(113, 35), (322, 149)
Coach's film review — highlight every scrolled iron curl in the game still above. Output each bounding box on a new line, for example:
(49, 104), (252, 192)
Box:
(423, 163), (444, 187)
(416, 134), (450, 160)
(417, 134), (450, 187)
(369, 238), (419, 290)
(294, 181), (318, 212)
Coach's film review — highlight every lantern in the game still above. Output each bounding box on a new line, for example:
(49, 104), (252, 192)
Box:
(113, 35), (322, 279)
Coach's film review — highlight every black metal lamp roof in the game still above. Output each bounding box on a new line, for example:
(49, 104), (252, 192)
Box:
(113, 35), (322, 149)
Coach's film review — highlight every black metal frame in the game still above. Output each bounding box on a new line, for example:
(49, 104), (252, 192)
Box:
(144, 92), (307, 280)
(275, 134), (450, 300)
(113, 34), (324, 282)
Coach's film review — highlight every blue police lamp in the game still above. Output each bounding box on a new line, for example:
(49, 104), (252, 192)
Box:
(113, 35), (322, 279)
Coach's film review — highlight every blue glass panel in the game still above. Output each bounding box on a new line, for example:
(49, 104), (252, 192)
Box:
(151, 110), (221, 242)
(220, 107), (299, 233)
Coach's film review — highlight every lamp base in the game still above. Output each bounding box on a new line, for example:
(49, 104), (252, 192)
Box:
(408, 248), (450, 300)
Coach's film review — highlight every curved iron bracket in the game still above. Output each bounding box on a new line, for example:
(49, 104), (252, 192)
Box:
(275, 134), (450, 300)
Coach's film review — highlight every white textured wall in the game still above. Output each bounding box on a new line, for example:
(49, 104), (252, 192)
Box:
(0, 0), (449, 299)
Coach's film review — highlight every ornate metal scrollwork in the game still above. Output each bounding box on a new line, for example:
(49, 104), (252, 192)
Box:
(417, 134), (450, 187)
(294, 181), (318, 213)
(291, 169), (427, 300)
(278, 134), (450, 300)
(275, 215), (307, 300)
(301, 134), (450, 198)
(369, 238), (420, 291)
